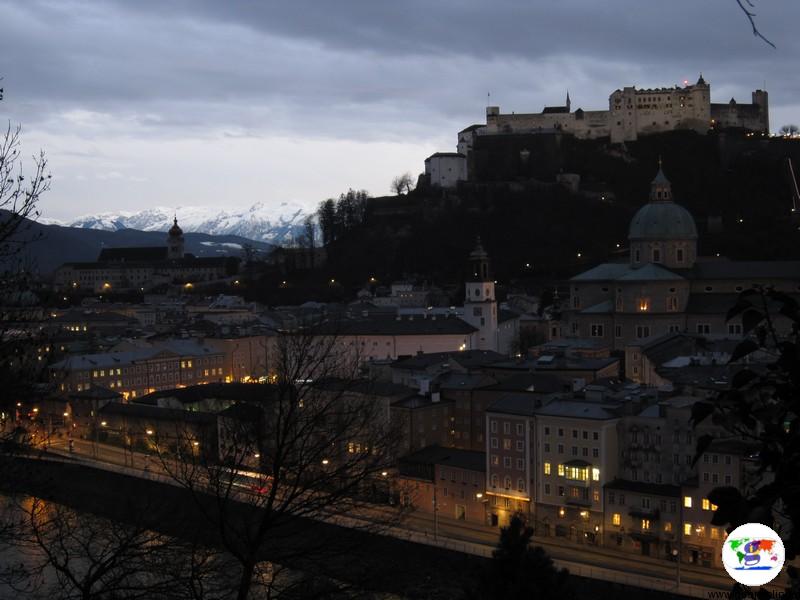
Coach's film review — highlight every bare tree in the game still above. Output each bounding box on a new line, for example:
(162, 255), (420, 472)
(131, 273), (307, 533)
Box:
(0, 85), (52, 436)
(154, 325), (406, 600)
(391, 173), (415, 196)
(780, 124), (799, 137)
(0, 496), (223, 600)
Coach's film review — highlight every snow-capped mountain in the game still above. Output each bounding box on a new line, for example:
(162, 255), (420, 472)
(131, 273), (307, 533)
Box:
(44, 202), (310, 245)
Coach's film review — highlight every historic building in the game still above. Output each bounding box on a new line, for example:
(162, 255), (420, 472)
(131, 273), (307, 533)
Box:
(562, 166), (800, 360)
(53, 217), (238, 293)
(478, 76), (768, 144)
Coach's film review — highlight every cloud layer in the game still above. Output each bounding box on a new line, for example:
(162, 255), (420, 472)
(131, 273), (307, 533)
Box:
(0, 0), (797, 220)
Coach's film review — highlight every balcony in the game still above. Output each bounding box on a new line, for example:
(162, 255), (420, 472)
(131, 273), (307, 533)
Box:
(565, 496), (593, 508)
(628, 507), (660, 520)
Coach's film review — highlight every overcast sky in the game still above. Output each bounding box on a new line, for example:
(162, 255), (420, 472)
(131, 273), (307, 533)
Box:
(1, 0), (798, 221)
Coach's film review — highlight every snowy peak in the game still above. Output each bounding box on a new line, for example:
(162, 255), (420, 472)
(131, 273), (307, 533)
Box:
(47, 203), (310, 244)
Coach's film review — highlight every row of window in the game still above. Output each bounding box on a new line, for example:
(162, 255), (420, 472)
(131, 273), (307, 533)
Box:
(489, 421), (524, 436)
(490, 455), (525, 470)
(490, 438), (525, 451)
(543, 463), (601, 481)
(544, 484), (600, 502)
(543, 427), (599, 441)
(489, 474), (526, 492)
(544, 443), (600, 458)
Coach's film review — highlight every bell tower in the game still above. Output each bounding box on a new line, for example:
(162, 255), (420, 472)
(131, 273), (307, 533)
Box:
(463, 238), (499, 351)
(167, 215), (185, 260)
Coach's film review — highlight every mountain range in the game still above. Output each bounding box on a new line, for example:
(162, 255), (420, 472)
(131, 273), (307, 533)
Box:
(3, 212), (276, 274)
(41, 202), (310, 245)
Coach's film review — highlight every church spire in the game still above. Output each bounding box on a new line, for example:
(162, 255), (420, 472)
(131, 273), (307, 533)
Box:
(566, 90), (571, 112)
(650, 160), (672, 202)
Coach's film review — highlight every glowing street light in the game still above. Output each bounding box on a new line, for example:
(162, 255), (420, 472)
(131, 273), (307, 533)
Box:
(100, 421), (107, 427)
(192, 441), (199, 447)
(146, 429), (154, 436)
(476, 492), (483, 499)
(321, 458), (329, 465)
(254, 453), (261, 458)
(381, 471), (388, 477)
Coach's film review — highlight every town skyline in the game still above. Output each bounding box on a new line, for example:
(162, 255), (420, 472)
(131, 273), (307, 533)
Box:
(1, 0), (799, 221)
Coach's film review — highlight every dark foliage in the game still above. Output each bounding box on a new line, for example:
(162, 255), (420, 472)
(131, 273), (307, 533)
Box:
(467, 515), (572, 600)
(693, 286), (800, 594)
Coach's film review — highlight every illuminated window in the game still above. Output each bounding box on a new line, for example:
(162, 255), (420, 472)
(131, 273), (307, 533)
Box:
(641, 519), (651, 530)
(638, 298), (649, 312)
(565, 466), (589, 481)
(557, 464), (565, 477)
(711, 502), (718, 511)
(591, 467), (600, 481)
(711, 527), (719, 540)
(683, 496), (692, 508)
(558, 507), (566, 518)
(664, 522), (673, 533)
(544, 462), (551, 475)
(683, 523), (692, 536)
(612, 513), (621, 526)
(702, 498), (710, 510)
(696, 525), (706, 538)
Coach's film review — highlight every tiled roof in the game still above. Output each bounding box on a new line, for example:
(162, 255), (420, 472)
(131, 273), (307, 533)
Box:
(617, 263), (685, 282)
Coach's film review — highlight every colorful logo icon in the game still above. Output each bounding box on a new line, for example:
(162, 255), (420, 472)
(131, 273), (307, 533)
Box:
(721, 523), (785, 586)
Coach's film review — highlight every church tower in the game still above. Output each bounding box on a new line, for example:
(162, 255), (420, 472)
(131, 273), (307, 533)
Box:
(462, 238), (499, 351)
(167, 216), (185, 260)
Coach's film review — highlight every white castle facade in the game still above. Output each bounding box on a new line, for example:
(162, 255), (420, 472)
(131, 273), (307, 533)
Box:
(463, 75), (768, 147)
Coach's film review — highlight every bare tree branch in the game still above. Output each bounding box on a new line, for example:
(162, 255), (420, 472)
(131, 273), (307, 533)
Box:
(735, 0), (776, 48)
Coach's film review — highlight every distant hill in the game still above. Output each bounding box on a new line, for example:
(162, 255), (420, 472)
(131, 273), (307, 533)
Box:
(2, 214), (273, 274)
(308, 130), (800, 295)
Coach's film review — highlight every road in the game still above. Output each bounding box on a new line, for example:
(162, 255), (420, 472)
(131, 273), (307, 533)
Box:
(43, 438), (787, 599)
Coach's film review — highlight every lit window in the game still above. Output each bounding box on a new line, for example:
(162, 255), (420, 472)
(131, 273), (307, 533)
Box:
(612, 513), (621, 526)
(591, 467), (600, 481)
(664, 522), (673, 533)
(683, 496), (692, 508)
(565, 466), (589, 481)
(544, 462), (551, 475)
(702, 498), (710, 511)
(557, 464), (565, 477)
(683, 523), (692, 536)
(711, 527), (719, 540)
(641, 519), (651, 530)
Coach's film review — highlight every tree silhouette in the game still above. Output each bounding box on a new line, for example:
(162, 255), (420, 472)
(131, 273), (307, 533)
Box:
(468, 515), (572, 599)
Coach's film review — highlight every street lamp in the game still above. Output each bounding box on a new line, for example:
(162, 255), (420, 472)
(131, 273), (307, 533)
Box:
(321, 458), (329, 465)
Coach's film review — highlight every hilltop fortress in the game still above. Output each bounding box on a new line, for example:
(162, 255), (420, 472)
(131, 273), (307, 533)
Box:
(479, 75), (768, 144)
(425, 76), (770, 188)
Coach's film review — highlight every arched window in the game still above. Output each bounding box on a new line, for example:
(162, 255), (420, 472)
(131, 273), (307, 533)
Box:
(491, 475), (498, 488)
(504, 477), (511, 490)
(518, 479), (526, 492)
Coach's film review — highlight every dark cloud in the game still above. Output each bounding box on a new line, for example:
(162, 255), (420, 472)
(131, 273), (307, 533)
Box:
(0, 0), (797, 217)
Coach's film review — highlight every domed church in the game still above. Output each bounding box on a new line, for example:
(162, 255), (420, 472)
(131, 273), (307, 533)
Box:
(564, 165), (800, 375)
